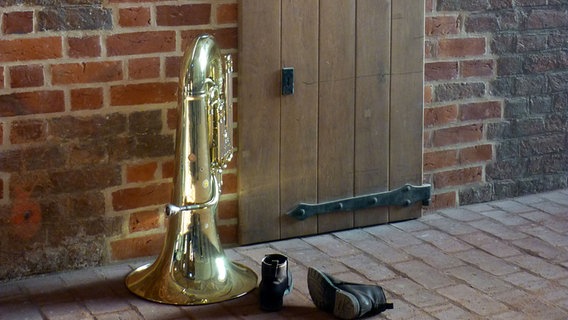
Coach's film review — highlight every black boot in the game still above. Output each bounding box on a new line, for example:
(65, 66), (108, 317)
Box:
(259, 254), (293, 311)
(308, 267), (393, 319)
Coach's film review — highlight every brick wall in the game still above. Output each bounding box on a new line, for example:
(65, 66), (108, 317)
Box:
(0, 0), (237, 280)
(424, 0), (568, 209)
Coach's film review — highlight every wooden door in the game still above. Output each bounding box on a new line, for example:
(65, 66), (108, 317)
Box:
(238, 0), (424, 244)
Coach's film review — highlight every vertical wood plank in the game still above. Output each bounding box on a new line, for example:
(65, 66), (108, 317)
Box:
(238, 0), (282, 244)
(317, 0), (356, 233)
(280, 0), (319, 239)
(354, 0), (392, 227)
(389, 0), (424, 221)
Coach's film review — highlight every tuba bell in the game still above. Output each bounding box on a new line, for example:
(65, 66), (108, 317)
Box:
(125, 34), (258, 305)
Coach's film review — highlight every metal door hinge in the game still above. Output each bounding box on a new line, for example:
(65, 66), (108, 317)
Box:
(287, 184), (431, 221)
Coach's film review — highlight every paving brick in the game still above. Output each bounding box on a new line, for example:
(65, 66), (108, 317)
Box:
(390, 219), (431, 232)
(468, 219), (528, 240)
(437, 207), (486, 221)
(512, 237), (568, 261)
(412, 229), (473, 253)
(503, 271), (552, 292)
(41, 302), (94, 320)
(437, 284), (508, 316)
(381, 277), (449, 308)
(423, 303), (474, 320)
(346, 238), (411, 264)
(529, 201), (568, 216)
(401, 243), (465, 269)
(493, 289), (568, 319)
(383, 299), (437, 320)
(454, 250), (519, 276)
(506, 255), (568, 280)
(364, 225), (424, 248)
(393, 260), (456, 289)
(445, 265), (513, 295)
(491, 199), (535, 213)
(338, 254), (397, 282)
(460, 232), (523, 258)
(478, 209), (532, 226)
(303, 234), (360, 258)
(518, 225), (568, 247)
(422, 216), (478, 235)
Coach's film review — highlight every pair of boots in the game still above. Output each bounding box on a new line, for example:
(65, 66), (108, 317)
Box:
(258, 254), (393, 319)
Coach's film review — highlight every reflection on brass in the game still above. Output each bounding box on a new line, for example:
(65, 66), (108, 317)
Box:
(125, 35), (257, 305)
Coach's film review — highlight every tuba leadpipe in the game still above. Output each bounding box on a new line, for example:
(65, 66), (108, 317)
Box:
(125, 34), (257, 305)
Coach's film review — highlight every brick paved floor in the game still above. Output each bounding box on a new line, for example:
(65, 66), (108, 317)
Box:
(1, 189), (568, 319)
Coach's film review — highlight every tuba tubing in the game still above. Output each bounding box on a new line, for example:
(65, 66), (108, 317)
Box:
(125, 34), (257, 305)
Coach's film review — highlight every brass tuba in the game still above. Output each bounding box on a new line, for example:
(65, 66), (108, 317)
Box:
(125, 34), (257, 305)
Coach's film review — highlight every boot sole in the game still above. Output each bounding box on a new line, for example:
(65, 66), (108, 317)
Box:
(307, 267), (360, 320)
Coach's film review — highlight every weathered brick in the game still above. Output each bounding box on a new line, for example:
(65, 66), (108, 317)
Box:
(439, 38), (486, 58)
(432, 124), (483, 147)
(129, 109), (162, 135)
(68, 140), (107, 167)
(2, 11), (33, 34)
(430, 191), (457, 209)
(434, 82), (485, 102)
(126, 162), (158, 183)
(51, 61), (123, 85)
(218, 198), (238, 220)
(424, 149), (459, 171)
(156, 4), (211, 26)
(119, 7), (151, 27)
(9, 65), (44, 88)
(128, 57), (160, 80)
(434, 167), (483, 188)
(49, 114), (126, 140)
(107, 31), (175, 56)
(424, 104), (458, 128)
(22, 145), (66, 171)
(0, 37), (62, 62)
(465, 13), (498, 33)
(425, 16), (460, 36)
(111, 183), (172, 211)
(425, 61), (458, 81)
(70, 87), (103, 111)
(129, 210), (160, 233)
(10, 119), (47, 144)
(460, 100), (502, 120)
(0, 91), (64, 117)
(110, 82), (177, 106)
(38, 6), (112, 31)
(460, 144), (493, 164)
(67, 36), (101, 58)
(525, 9), (568, 29)
(69, 191), (105, 218)
(217, 3), (237, 24)
(461, 59), (495, 78)
(110, 233), (164, 260)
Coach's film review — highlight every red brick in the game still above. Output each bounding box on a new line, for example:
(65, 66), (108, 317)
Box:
(424, 149), (459, 171)
(0, 37), (62, 62)
(52, 61), (123, 85)
(425, 61), (458, 81)
(2, 11), (33, 34)
(165, 56), (181, 78)
(156, 4), (211, 26)
(0, 123), (3, 145)
(429, 191), (457, 210)
(0, 90), (64, 117)
(218, 198), (238, 220)
(70, 87), (103, 111)
(424, 85), (433, 104)
(128, 57), (160, 80)
(460, 101), (502, 121)
(217, 3), (237, 24)
(126, 162), (158, 183)
(110, 233), (164, 260)
(424, 104), (458, 128)
(9, 65), (44, 88)
(110, 82), (177, 106)
(0, 178), (3, 200)
(129, 210), (160, 233)
(438, 38), (486, 58)
(460, 144), (493, 164)
(162, 160), (175, 179)
(461, 59), (495, 78)
(433, 167), (482, 189)
(0, 66), (4, 88)
(181, 28), (237, 50)
(67, 36), (101, 58)
(432, 124), (483, 147)
(218, 224), (238, 245)
(10, 119), (47, 144)
(119, 7), (151, 27)
(112, 183), (172, 211)
(425, 16), (460, 36)
(222, 173), (237, 194)
(107, 31), (175, 56)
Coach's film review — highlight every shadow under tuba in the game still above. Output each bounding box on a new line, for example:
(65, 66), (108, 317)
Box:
(125, 34), (257, 305)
